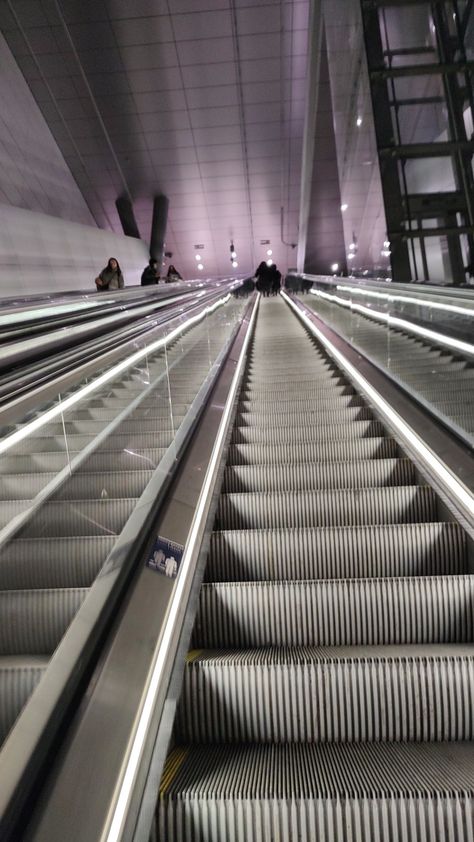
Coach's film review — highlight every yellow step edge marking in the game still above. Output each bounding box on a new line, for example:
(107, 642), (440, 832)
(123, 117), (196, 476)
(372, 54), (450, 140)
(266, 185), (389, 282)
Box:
(186, 649), (203, 663)
(159, 747), (189, 798)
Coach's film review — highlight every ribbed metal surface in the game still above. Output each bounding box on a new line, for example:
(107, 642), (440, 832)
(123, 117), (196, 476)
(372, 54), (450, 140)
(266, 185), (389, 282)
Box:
(0, 589), (87, 654)
(206, 522), (465, 582)
(178, 647), (474, 742)
(195, 576), (474, 647)
(222, 459), (415, 492)
(215, 486), (436, 530)
(0, 316), (237, 744)
(157, 297), (474, 839)
(159, 745), (474, 841)
(0, 537), (115, 589)
(0, 658), (47, 742)
(228, 438), (398, 465)
(231, 419), (385, 443)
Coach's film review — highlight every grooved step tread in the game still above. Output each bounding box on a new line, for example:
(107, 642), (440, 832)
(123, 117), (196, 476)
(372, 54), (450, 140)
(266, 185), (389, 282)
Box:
(160, 742), (474, 798)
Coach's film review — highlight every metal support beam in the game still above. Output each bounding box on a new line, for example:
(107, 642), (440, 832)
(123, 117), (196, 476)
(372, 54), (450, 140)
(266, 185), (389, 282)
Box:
(150, 195), (169, 265)
(360, 2), (412, 281)
(115, 196), (141, 239)
(297, 0), (323, 273)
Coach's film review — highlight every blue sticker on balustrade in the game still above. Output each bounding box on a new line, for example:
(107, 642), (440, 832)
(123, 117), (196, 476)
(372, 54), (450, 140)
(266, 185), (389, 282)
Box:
(146, 535), (184, 579)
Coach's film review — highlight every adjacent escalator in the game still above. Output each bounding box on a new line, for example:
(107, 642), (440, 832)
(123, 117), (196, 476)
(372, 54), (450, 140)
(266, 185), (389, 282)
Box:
(158, 296), (474, 839)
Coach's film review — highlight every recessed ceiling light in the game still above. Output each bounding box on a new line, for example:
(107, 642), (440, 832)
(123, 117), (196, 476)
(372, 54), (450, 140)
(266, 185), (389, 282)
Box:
(341, 204), (348, 212)
(356, 116), (363, 127)
(197, 263), (204, 270)
(331, 263), (339, 272)
(195, 254), (201, 261)
(266, 249), (273, 256)
(232, 260), (238, 268)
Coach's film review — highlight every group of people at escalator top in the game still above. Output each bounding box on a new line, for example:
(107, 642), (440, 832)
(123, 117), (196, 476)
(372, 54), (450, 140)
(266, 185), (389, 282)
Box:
(94, 257), (182, 291)
(254, 261), (281, 296)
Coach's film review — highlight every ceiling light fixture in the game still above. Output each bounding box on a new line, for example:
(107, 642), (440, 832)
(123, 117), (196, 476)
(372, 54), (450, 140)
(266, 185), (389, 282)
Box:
(197, 263), (204, 270)
(331, 263), (339, 272)
(341, 204), (348, 212)
(232, 261), (238, 268)
(356, 116), (363, 127)
(195, 254), (201, 261)
(266, 249), (273, 256)
(266, 259), (273, 267)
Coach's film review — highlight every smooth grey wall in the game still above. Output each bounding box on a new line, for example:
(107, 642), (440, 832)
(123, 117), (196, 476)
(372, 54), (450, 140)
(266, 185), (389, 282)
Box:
(0, 30), (148, 296)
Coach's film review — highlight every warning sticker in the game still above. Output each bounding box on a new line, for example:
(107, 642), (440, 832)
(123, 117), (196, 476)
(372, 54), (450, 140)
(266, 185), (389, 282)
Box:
(146, 535), (184, 579)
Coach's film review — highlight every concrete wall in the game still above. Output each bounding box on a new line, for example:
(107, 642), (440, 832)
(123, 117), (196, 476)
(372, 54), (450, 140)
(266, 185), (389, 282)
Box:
(0, 30), (148, 296)
(0, 204), (149, 296)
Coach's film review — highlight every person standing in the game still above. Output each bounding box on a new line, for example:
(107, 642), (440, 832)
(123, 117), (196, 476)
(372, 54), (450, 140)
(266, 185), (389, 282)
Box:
(166, 264), (183, 282)
(95, 257), (124, 291)
(141, 258), (160, 285)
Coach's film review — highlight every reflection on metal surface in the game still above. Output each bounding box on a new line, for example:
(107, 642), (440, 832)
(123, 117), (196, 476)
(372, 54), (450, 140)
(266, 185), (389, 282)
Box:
(0, 294), (231, 458)
(283, 290), (474, 517)
(310, 286), (474, 356)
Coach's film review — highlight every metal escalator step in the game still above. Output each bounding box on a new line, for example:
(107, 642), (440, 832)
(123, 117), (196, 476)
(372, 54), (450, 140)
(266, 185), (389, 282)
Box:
(52, 470), (153, 500)
(177, 645), (474, 742)
(227, 438), (398, 465)
(0, 536), (115, 588)
(241, 380), (350, 395)
(246, 371), (336, 384)
(38, 419), (181, 436)
(215, 486), (436, 530)
(7, 431), (175, 455)
(158, 743), (474, 840)
(18, 498), (136, 537)
(0, 453), (70, 474)
(221, 459), (414, 493)
(0, 656), (48, 742)
(0, 474), (57, 500)
(238, 394), (366, 411)
(66, 408), (184, 423)
(0, 588), (87, 655)
(77, 448), (167, 472)
(195, 575), (474, 647)
(236, 406), (374, 425)
(231, 420), (385, 444)
(206, 522), (465, 582)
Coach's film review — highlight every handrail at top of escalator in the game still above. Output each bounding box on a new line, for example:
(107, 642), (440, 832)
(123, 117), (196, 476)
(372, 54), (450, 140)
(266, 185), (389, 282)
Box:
(0, 278), (245, 341)
(0, 281), (247, 415)
(0, 279), (246, 377)
(287, 272), (474, 351)
(0, 290), (255, 842)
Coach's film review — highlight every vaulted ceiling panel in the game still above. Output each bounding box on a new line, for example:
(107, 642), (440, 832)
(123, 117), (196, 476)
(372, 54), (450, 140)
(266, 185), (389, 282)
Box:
(0, 0), (349, 278)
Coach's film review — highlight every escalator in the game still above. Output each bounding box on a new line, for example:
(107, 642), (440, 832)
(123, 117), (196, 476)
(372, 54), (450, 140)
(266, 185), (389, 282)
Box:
(0, 307), (234, 746)
(158, 297), (474, 839)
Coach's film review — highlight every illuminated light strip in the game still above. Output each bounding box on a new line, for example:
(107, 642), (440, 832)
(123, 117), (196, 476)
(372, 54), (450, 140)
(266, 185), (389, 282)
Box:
(103, 294), (260, 842)
(337, 283), (474, 317)
(0, 294), (230, 458)
(282, 290), (474, 515)
(310, 287), (474, 357)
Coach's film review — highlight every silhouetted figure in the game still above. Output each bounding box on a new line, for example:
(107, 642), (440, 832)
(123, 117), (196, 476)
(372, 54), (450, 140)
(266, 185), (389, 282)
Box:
(255, 261), (273, 297)
(271, 266), (281, 295)
(141, 258), (159, 285)
(95, 257), (124, 291)
(166, 264), (182, 283)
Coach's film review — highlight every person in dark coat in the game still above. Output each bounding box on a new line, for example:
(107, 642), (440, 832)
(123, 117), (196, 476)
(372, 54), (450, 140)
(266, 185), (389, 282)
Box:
(254, 261), (272, 297)
(141, 258), (159, 285)
(166, 265), (183, 282)
(95, 257), (124, 291)
(270, 265), (282, 295)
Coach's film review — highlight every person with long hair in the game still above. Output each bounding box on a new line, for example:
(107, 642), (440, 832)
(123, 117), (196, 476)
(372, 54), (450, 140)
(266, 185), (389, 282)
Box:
(95, 257), (124, 291)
